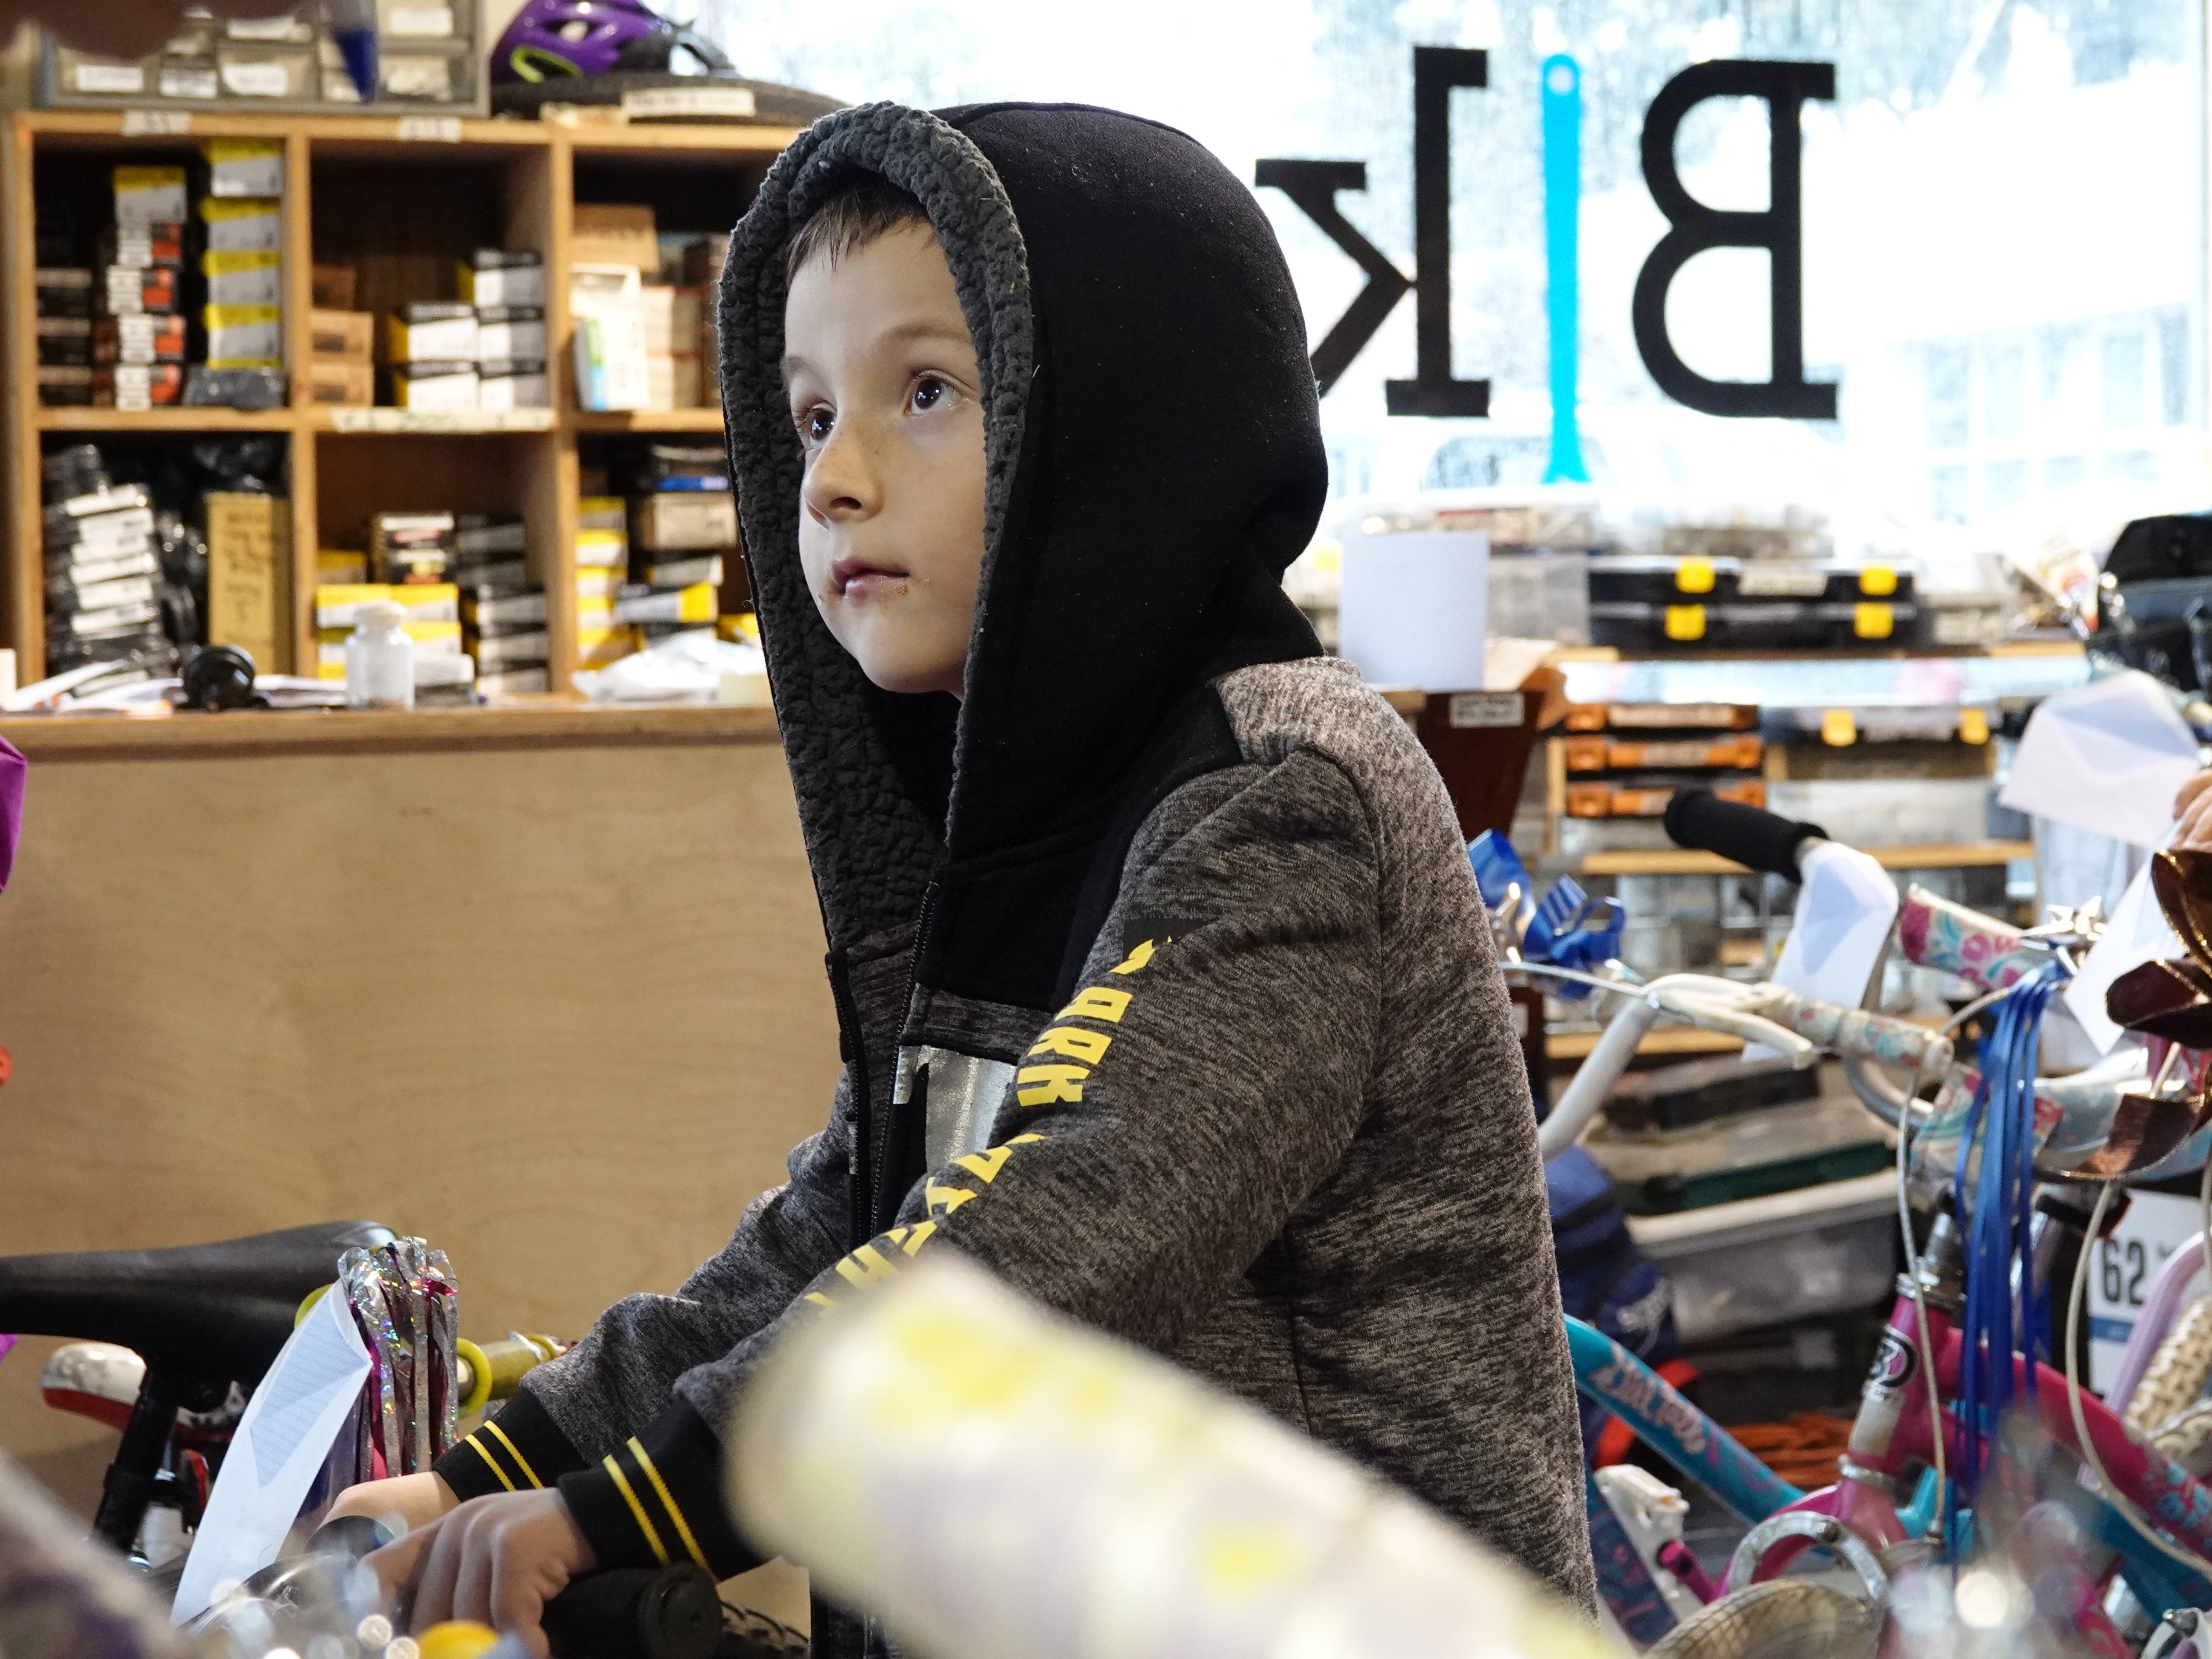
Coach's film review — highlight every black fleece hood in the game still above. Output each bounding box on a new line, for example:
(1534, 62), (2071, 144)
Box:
(720, 101), (1326, 1011)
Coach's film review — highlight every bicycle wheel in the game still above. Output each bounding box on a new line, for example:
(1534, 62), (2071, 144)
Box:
(1644, 1581), (1879, 1659)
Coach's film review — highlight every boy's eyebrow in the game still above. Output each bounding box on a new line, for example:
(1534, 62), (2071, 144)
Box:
(781, 318), (975, 382)
(878, 318), (974, 346)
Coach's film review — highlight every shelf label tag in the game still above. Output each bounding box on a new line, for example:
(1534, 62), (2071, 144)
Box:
(622, 86), (757, 120)
(121, 109), (192, 136)
(1448, 691), (1523, 729)
(396, 116), (464, 143)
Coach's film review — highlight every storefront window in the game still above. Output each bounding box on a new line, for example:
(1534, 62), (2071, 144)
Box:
(704, 0), (2205, 547)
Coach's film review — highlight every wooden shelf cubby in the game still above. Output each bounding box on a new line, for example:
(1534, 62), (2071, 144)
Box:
(1, 108), (798, 688)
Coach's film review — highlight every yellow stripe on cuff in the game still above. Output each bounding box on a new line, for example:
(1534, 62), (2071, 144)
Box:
(465, 1435), (516, 1492)
(484, 1421), (542, 1489)
(603, 1453), (670, 1565)
(627, 1438), (710, 1572)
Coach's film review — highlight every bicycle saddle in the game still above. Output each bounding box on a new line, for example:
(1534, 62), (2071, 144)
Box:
(0, 1220), (394, 1384)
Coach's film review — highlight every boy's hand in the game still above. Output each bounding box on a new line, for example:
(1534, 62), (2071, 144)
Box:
(326, 1471), (459, 1534)
(366, 1489), (596, 1659)
(2178, 770), (2212, 849)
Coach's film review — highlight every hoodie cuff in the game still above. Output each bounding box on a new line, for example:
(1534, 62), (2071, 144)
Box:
(556, 1398), (759, 1578)
(432, 1388), (589, 1501)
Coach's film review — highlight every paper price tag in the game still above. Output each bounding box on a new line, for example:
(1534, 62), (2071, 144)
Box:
(397, 116), (464, 143)
(2088, 1190), (2207, 1393)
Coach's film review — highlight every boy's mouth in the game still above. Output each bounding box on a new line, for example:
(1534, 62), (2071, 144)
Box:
(830, 554), (908, 598)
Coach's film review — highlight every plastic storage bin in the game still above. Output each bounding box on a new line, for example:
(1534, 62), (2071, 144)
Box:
(1627, 1171), (1900, 1343)
(1765, 777), (1992, 848)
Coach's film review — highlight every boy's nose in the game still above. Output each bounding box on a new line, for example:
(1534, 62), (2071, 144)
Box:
(804, 426), (883, 520)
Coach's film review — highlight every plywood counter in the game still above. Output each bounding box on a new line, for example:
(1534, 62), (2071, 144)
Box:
(0, 704), (841, 1527)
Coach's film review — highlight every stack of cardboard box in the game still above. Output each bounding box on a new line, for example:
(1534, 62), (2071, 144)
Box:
(618, 444), (733, 643)
(196, 142), (283, 404)
(451, 513), (547, 695)
(41, 445), (167, 672)
(96, 166), (189, 409)
(35, 264), (93, 407)
(576, 489), (630, 669)
(306, 264), (373, 407)
(461, 250), (548, 411)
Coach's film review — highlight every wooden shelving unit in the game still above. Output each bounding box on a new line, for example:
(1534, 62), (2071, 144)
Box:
(1573, 839), (2037, 877)
(1, 109), (799, 689)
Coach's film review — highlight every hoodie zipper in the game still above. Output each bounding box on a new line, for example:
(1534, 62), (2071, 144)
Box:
(825, 947), (873, 1251)
(871, 875), (941, 1235)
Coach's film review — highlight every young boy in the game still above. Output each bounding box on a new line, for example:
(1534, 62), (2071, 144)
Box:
(348, 101), (1592, 1650)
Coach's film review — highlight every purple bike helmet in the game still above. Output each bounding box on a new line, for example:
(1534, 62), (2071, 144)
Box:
(492, 0), (735, 82)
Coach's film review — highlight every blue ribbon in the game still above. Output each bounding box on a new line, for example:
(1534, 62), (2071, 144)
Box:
(1948, 959), (2066, 1536)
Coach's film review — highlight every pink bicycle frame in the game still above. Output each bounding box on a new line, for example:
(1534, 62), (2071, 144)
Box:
(1734, 1281), (2212, 1637)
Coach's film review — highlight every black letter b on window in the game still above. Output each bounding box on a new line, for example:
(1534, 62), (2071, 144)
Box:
(1633, 59), (1836, 419)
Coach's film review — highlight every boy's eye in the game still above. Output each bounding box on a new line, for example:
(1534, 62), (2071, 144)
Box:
(911, 375), (953, 413)
(797, 406), (834, 446)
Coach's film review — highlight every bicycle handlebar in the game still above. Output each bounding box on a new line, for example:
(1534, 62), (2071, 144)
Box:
(1536, 976), (1821, 1160)
(1662, 789), (1828, 881)
(540, 1562), (724, 1659)
(298, 1522), (726, 1659)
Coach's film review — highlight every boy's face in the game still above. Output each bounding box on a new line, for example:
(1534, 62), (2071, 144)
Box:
(782, 222), (987, 699)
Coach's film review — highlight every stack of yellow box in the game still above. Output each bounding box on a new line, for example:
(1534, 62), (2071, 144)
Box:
(313, 581), (461, 680)
(576, 494), (634, 669)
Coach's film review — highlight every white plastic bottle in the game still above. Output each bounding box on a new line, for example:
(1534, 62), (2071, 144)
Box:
(345, 599), (414, 710)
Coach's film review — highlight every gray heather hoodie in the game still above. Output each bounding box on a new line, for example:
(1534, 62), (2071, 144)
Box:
(432, 100), (1593, 1647)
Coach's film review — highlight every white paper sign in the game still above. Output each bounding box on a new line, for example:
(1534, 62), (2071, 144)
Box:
(1999, 671), (2202, 848)
(1337, 530), (1489, 692)
(171, 1286), (371, 1622)
(1771, 840), (1900, 1011)
(2063, 832), (2183, 1053)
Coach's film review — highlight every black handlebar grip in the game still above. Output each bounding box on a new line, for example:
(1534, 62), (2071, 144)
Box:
(1663, 790), (1828, 882)
(542, 1563), (723, 1659)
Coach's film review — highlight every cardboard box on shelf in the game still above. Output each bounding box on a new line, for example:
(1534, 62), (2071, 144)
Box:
(458, 250), (544, 309)
(204, 138), (283, 199)
(576, 528), (627, 569)
(93, 363), (184, 409)
(644, 354), (701, 411)
(571, 264), (648, 412)
(114, 165), (187, 227)
(638, 284), (705, 355)
(305, 359), (374, 407)
(613, 581), (716, 625)
(634, 492), (737, 552)
(101, 264), (180, 316)
(391, 361), (479, 411)
(478, 665), (551, 698)
(200, 196), (281, 254)
(311, 263), (359, 311)
(387, 303), (478, 362)
(202, 249), (281, 308)
(310, 308), (374, 360)
(206, 490), (290, 673)
(478, 361), (549, 411)
(577, 496), (626, 531)
(315, 583), (391, 629)
(570, 205), (658, 276)
(317, 551), (369, 586)
(576, 623), (633, 667)
(206, 303), (282, 367)
(94, 313), (187, 364)
(474, 308), (545, 362)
